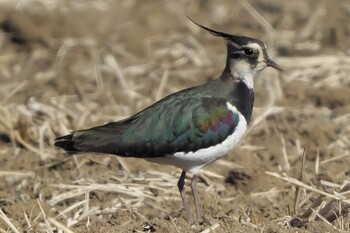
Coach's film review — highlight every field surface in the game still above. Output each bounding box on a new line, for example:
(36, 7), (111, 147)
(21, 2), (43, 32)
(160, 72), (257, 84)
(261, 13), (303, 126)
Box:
(0, 0), (350, 232)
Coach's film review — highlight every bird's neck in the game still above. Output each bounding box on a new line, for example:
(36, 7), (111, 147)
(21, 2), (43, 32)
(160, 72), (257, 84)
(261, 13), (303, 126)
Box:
(218, 69), (255, 123)
(220, 66), (256, 90)
(231, 71), (254, 90)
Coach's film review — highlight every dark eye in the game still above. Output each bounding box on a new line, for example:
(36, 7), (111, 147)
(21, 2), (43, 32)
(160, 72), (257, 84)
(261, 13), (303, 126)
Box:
(243, 48), (254, 56)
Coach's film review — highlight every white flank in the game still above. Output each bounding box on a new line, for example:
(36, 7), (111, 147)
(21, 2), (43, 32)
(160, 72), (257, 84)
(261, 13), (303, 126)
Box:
(146, 102), (247, 174)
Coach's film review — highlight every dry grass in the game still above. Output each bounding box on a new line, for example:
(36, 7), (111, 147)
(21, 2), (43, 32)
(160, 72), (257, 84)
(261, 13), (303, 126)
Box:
(0, 0), (350, 232)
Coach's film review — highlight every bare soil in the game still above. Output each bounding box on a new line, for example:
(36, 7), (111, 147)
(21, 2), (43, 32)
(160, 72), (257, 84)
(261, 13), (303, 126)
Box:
(0, 0), (350, 232)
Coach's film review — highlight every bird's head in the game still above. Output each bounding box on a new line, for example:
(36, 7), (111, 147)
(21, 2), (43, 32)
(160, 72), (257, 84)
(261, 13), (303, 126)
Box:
(188, 17), (282, 87)
(223, 35), (282, 77)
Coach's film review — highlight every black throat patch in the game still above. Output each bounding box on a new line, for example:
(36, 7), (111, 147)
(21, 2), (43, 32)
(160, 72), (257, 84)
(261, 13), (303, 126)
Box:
(230, 81), (255, 123)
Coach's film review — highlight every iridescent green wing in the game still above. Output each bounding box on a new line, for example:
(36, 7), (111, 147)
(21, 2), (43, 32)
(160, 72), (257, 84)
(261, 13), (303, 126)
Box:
(119, 97), (240, 156)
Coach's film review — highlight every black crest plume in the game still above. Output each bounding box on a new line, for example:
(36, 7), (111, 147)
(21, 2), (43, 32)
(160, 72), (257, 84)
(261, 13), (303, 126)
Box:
(186, 15), (232, 39)
(186, 15), (266, 48)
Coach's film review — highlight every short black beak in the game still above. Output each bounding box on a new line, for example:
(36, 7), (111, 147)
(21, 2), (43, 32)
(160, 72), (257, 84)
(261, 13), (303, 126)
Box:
(266, 58), (283, 72)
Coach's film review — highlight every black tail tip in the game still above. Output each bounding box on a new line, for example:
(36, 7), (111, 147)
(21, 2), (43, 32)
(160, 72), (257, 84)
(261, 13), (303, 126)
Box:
(54, 134), (80, 154)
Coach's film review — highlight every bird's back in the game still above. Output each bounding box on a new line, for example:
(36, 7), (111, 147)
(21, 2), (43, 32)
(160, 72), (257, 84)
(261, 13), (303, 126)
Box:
(55, 79), (250, 158)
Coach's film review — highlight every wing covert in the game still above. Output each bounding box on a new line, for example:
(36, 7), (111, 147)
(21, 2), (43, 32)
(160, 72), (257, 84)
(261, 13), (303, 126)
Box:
(119, 97), (240, 157)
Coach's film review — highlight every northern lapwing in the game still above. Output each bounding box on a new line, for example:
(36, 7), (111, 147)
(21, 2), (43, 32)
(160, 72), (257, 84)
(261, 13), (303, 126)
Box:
(55, 17), (282, 223)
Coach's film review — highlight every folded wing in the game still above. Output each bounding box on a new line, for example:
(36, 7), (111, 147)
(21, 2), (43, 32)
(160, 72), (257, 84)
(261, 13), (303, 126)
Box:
(55, 97), (240, 157)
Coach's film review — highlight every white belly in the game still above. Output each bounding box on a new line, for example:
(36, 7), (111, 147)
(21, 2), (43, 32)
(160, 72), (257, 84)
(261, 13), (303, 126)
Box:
(146, 102), (248, 174)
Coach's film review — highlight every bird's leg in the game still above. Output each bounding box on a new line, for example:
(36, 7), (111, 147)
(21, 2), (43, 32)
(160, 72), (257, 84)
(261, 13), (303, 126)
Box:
(191, 173), (202, 222)
(177, 170), (192, 223)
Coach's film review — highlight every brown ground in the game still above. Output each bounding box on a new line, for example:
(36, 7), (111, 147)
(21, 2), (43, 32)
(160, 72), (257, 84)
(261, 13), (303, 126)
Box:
(0, 0), (350, 232)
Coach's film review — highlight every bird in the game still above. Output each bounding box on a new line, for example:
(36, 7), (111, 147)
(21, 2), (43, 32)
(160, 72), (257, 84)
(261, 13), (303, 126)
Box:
(54, 17), (282, 223)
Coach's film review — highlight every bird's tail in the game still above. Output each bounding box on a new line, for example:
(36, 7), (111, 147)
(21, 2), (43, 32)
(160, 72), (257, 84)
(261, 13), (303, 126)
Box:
(54, 122), (124, 155)
(54, 133), (81, 154)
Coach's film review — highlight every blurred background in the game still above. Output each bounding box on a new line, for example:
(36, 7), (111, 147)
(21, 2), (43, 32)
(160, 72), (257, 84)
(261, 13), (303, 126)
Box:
(0, 0), (349, 232)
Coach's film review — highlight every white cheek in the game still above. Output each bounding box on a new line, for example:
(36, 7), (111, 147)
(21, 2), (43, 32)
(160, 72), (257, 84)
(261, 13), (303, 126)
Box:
(231, 60), (251, 76)
(230, 60), (255, 89)
(256, 61), (267, 71)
